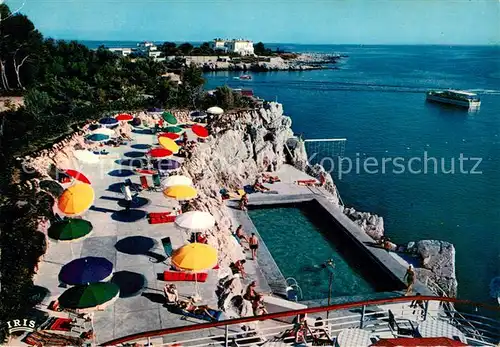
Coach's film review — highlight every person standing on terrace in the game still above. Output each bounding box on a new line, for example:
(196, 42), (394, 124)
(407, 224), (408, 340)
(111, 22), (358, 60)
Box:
(239, 193), (249, 211)
(249, 233), (259, 260)
(404, 264), (416, 295)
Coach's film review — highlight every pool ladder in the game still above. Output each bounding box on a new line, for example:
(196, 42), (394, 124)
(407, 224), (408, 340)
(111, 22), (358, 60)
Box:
(285, 277), (303, 302)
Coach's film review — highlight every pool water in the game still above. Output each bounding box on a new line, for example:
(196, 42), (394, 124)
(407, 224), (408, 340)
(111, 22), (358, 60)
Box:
(249, 202), (397, 301)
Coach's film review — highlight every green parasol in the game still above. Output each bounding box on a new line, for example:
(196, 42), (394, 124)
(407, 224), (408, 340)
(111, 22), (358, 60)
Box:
(58, 282), (120, 310)
(162, 112), (178, 125)
(86, 133), (110, 142)
(163, 126), (183, 133)
(48, 218), (93, 241)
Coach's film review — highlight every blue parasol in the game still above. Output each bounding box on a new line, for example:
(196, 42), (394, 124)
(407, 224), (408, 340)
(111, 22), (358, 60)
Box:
(59, 256), (113, 285)
(99, 117), (119, 127)
(153, 159), (181, 171)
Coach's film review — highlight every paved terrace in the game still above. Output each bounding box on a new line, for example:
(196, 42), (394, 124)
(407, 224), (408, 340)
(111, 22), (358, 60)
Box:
(33, 127), (271, 345)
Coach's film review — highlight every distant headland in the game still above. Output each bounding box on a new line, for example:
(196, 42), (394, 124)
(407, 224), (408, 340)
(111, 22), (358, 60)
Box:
(92, 39), (347, 72)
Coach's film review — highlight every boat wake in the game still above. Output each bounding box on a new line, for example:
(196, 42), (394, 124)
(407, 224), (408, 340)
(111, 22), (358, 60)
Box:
(467, 89), (500, 95)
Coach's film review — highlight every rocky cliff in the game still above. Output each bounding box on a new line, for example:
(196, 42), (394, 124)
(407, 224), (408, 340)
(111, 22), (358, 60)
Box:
(414, 240), (458, 297)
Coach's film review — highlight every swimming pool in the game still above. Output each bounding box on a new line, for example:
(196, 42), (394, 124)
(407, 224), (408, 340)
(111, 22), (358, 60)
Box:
(248, 201), (400, 301)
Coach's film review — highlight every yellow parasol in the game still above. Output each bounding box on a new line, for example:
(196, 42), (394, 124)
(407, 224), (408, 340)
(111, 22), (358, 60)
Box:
(58, 183), (95, 216)
(163, 185), (197, 200)
(172, 243), (218, 299)
(172, 243), (218, 271)
(158, 137), (180, 154)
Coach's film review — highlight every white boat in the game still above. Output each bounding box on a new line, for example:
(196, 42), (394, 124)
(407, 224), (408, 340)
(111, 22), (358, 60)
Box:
(426, 89), (481, 108)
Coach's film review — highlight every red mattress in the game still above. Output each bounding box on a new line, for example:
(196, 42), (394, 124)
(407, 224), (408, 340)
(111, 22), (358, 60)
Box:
(148, 215), (176, 224)
(163, 271), (208, 282)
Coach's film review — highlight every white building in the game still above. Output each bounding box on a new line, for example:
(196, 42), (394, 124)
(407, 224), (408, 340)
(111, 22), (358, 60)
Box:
(209, 39), (227, 52)
(108, 48), (132, 57)
(136, 41), (162, 59)
(209, 39), (255, 56)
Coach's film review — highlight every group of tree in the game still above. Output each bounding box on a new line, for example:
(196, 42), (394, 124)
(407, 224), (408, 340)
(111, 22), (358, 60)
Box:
(253, 42), (274, 56)
(159, 41), (219, 57)
(158, 41), (276, 57)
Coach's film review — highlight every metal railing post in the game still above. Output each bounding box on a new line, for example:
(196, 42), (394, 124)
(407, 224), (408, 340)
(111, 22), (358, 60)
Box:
(423, 301), (429, 321)
(360, 305), (366, 329)
(224, 324), (229, 347)
(147, 337), (151, 346)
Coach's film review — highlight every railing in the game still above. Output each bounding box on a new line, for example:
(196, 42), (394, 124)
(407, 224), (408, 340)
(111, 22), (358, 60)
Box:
(285, 277), (303, 301)
(424, 277), (484, 341)
(284, 136), (345, 206)
(101, 296), (500, 347)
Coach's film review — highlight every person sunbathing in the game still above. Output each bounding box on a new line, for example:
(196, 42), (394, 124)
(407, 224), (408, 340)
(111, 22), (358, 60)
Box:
(230, 259), (247, 278)
(262, 173), (280, 183)
(196, 233), (208, 244)
(243, 281), (258, 301)
(164, 283), (179, 305)
(119, 129), (133, 141)
(234, 225), (249, 244)
(296, 179), (318, 186)
(252, 294), (268, 316)
(253, 177), (270, 192)
(177, 299), (217, 321)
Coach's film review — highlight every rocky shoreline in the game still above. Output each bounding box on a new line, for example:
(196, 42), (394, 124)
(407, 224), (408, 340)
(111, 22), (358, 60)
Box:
(186, 53), (343, 72)
(20, 102), (458, 320)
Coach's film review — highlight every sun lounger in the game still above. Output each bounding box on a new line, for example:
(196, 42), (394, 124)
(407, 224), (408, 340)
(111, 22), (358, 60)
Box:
(149, 211), (172, 219)
(48, 318), (73, 332)
(152, 174), (162, 191)
(148, 215), (176, 224)
(171, 305), (222, 322)
(48, 300), (62, 312)
(140, 175), (151, 191)
(162, 271), (208, 282)
(136, 168), (156, 175)
(161, 237), (172, 257)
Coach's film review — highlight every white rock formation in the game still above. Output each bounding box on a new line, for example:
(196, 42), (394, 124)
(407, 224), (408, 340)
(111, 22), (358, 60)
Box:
(343, 207), (385, 240)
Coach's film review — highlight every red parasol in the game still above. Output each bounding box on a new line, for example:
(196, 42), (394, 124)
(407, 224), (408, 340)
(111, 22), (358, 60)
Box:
(115, 113), (134, 121)
(158, 132), (180, 140)
(148, 148), (173, 158)
(191, 124), (209, 138)
(64, 169), (91, 185)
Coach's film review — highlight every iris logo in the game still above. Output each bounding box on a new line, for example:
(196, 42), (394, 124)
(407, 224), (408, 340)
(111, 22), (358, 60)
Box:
(5, 319), (37, 334)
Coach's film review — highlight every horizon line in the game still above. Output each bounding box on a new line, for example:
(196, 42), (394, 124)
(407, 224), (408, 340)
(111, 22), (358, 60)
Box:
(48, 38), (500, 47)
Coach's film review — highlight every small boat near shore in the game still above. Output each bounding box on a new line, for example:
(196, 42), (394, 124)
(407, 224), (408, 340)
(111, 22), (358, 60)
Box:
(426, 89), (481, 109)
(234, 74), (252, 80)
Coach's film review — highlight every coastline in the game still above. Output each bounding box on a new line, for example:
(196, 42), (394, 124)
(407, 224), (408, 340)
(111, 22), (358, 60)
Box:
(182, 53), (342, 72)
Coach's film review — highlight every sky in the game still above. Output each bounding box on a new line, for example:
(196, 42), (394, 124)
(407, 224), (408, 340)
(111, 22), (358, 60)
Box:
(4, 0), (500, 45)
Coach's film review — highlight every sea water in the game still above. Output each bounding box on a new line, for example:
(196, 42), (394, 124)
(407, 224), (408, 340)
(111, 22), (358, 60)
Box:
(204, 45), (500, 304)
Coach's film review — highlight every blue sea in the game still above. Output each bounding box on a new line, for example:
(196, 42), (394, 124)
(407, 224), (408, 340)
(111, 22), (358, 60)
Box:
(82, 41), (500, 304)
(204, 45), (500, 305)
